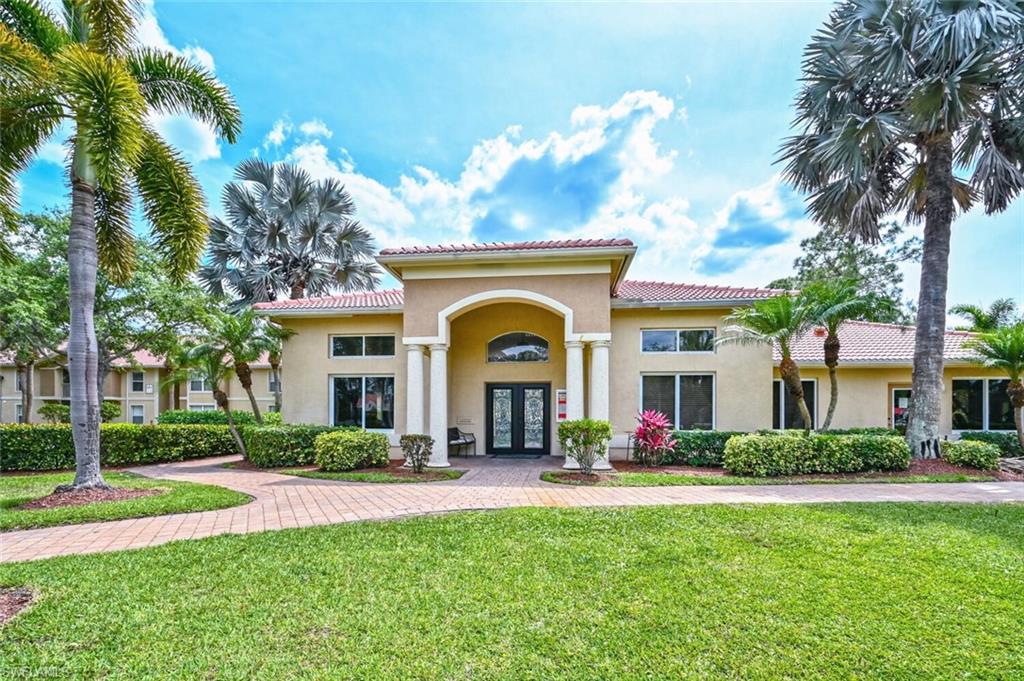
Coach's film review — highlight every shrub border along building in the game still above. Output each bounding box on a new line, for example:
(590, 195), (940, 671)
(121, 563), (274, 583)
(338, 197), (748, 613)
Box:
(315, 430), (390, 472)
(723, 433), (910, 477)
(241, 425), (353, 468)
(941, 440), (1001, 471)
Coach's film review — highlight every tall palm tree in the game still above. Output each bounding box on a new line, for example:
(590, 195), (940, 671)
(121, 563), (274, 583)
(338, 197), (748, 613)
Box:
(199, 159), (380, 305)
(966, 324), (1024, 451)
(950, 299), (1020, 332)
(720, 295), (815, 432)
(802, 279), (888, 431)
(186, 341), (247, 459)
(778, 0), (1024, 458)
(1, 1), (241, 489)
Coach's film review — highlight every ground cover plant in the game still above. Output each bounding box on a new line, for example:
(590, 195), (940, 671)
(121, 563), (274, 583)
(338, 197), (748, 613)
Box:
(0, 504), (1022, 678)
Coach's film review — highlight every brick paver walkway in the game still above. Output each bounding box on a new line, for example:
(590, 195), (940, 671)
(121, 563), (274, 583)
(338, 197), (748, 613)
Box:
(2, 456), (1021, 563)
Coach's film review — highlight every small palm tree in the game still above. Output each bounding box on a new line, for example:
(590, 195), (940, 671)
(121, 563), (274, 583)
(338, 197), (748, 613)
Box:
(159, 342), (198, 412)
(186, 341), (247, 460)
(779, 0), (1024, 459)
(802, 280), (890, 431)
(950, 299), (1020, 332)
(264, 320), (295, 414)
(720, 295), (815, 432)
(2, 2), (240, 489)
(966, 324), (1024, 452)
(199, 159), (381, 305)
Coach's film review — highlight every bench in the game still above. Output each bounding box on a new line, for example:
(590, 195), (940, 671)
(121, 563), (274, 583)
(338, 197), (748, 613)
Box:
(448, 427), (477, 457)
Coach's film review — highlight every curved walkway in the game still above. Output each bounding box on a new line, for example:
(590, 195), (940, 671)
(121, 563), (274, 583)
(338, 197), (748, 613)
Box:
(2, 456), (1021, 563)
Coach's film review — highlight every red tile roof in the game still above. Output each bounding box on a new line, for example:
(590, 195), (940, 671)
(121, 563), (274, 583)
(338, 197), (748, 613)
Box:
(378, 238), (634, 256)
(614, 280), (786, 304)
(778, 320), (977, 364)
(253, 289), (404, 312)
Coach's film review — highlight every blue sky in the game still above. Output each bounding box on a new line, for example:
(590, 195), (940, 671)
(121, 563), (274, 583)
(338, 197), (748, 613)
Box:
(18, 1), (1023, 311)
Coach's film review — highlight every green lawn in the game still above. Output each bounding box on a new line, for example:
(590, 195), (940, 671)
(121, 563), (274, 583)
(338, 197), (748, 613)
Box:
(542, 470), (1002, 486)
(0, 472), (251, 531)
(280, 468), (465, 483)
(2, 504), (1022, 678)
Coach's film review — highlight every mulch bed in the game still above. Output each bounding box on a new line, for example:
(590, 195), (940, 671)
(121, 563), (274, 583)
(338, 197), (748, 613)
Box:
(0, 588), (34, 625)
(16, 487), (162, 511)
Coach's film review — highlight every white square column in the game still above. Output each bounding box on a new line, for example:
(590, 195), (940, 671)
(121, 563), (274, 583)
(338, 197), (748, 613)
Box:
(405, 344), (425, 434)
(562, 340), (585, 469)
(427, 343), (450, 468)
(589, 340), (612, 470)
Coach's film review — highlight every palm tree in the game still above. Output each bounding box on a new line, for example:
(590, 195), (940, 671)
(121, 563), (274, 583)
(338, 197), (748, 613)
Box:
(264, 320), (294, 414)
(159, 342), (198, 412)
(1, 2), (241, 489)
(720, 295), (815, 432)
(186, 341), (247, 459)
(802, 279), (889, 431)
(966, 324), (1024, 451)
(778, 1), (1024, 459)
(199, 159), (380, 305)
(950, 299), (1020, 332)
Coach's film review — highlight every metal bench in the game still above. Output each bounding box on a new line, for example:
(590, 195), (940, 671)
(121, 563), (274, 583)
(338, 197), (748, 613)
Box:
(447, 427), (477, 457)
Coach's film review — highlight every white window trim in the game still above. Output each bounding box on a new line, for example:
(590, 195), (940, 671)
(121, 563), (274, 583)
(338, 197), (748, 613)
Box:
(951, 376), (1018, 432)
(891, 386), (912, 429)
(15, 403), (24, 423)
(328, 334), (397, 359)
(640, 328), (716, 355)
(189, 404), (217, 412)
(268, 372), (281, 393)
(188, 372), (212, 393)
(638, 372), (717, 430)
(773, 378), (818, 430)
(328, 374), (396, 432)
(131, 371), (145, 393)
(485, 331), (551, 364)
(130, 404), (145, 424)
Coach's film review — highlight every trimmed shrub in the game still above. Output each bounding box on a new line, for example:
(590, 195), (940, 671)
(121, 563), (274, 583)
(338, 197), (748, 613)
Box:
(37, 401), (121, 423)
(315, 430), (390, 472)
(558, 418), (613, 475)
(400, 434), (433, 473)
(158, 409), (260, 425)
(263, 411), (284, 426)
(0, 423), (237, 471)
(959, 431), (1023, 458)
(241, 425), (347, 468)
(667, 431), (745, 466)
(941, 439), (1001, 470)
(824, 427), (899, 436)
(724, 433), (910, 477)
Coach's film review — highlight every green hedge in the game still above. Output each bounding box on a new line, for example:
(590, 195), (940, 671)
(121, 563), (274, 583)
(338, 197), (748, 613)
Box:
(941, 440), (1001, 470)
(723, 433), (910, 477)
(158, 409), (260, 425)
(314, 430), (390, 472)
(666, 431), (745, 467)
(0, 423), (237, 471)
(958, 431), (1022, 458)
(241, 425), (358, 468)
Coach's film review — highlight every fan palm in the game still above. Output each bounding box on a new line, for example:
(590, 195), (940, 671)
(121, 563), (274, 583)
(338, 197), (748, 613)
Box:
(966, 324), (1024, 451)
(719, 295), (816, 432)
(185, 340), (247, 459)
(778, 0), (1024, 458)
(200, 159), (380, 305)
(802, 279), (890, 430)
(950, 299), (1020, 331)
(1, 1), (241, 488)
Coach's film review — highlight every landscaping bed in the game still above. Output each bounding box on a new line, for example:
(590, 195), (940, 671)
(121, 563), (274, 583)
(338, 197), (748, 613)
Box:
(226, 459), (465, 483)
(0, 587), (33, 626)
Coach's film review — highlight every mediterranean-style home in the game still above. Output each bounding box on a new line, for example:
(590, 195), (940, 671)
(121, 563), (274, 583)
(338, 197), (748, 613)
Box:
(0, 350), (277, 424)
(254, 238), (1013, 468)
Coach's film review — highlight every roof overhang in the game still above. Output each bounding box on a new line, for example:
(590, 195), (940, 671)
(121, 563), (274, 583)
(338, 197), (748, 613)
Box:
(255, 306), (403, 319)
(611, 298), (763, 310)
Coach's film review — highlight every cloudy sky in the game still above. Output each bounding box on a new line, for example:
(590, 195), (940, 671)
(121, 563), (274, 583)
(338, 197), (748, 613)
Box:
(18, 1), (1023, 307)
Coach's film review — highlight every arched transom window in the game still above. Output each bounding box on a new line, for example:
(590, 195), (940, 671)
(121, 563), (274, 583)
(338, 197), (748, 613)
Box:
(487, 332), (549, 363)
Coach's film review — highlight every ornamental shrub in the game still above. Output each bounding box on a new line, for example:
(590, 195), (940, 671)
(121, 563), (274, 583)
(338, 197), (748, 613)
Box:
(37, 401), (121, 423)
(242, 425), (348, 468)
(667, 431), (745, 466)
(558, 418), (613, 475)
(723, 433), (910, 477)
(958, 431), (1023, 458)
(158, 408), (260, 425)
(400, 434), (433, 473)
(941, 439), (1001, 470)
(315, 430), (390, 472)
(632, 411), (676, 467)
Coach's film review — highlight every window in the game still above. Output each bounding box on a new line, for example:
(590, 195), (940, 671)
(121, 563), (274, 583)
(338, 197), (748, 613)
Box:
(330, 335), (396, 358)
(641, 329), (715, 353)
(487, 332), (549, 363)
(640, 374), (715, 430)
(190, 404), (216, 412)
(15, 404), (24, 424)
(332, 376), (395, 429)
(772, 380), (816, 429)
(268, 373), (281, 394)
(15, 372), (23, 392)
(62, 369), (71, 397)
(892, 388), (912, 432)
(189, 372), (212, 392)
(953, 378), (1017, 431)
(130, 405), (145, 424)
(131, 371), (145, 392)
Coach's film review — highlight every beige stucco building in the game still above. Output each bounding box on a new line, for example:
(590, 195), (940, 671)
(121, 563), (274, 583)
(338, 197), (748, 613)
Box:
(256, 238), (1013, 468)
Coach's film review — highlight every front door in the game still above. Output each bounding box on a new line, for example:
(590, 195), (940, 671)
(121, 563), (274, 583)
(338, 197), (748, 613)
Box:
(486, 383), (551, 455)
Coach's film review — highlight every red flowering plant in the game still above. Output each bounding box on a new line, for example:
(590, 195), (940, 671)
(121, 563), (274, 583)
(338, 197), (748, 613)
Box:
(632, 410), (677, 467)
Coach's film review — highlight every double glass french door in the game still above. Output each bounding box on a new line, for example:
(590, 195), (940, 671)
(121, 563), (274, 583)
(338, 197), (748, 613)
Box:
(486, 383), (550, 455)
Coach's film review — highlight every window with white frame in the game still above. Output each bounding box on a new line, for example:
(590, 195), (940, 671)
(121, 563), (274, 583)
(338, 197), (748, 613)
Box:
(331, 376), (395, 429)
(641, 329), (715, 353)
(772, 379), (816, 429)
(640, 374), (715, 430)
(189, 404), (217, 412)
(16, 404), (24, 423)
(330, 335), (396, 358)
(131, 371), (145, 392)
(268, 373), (281, 394)
(952, 378), (1016, 431)
(130, 404), (145, 424)
(15, 371), (23, 392)
(189, 372), (212, 392)
(62, 369), (71, 397)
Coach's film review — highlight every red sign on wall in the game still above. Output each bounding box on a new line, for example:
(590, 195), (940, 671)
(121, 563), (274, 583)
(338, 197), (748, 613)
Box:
(555, 389), (568, 421)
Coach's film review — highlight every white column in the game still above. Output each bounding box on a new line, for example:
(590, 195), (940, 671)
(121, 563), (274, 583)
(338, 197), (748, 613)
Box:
(427, 343), (450, 468)
(589, 340), (612, 470)
(562, 340), (585, 469)
(405, 344), (425, 434)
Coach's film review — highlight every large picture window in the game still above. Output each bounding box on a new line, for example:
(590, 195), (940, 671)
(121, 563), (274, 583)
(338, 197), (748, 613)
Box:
(487, 333), (549, 363)
(641, 329), (715, 353)
(953, 378), (1017, 431)
(330, 335), (396, 358)
(640, 374), (715, 430)
(332, 376), (395, 429)
(772, 380), (816, 429)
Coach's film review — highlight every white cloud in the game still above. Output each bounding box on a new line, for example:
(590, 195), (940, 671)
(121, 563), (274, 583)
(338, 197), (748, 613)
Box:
(299, 119), (333, 139)
(263, 118), (293, 150)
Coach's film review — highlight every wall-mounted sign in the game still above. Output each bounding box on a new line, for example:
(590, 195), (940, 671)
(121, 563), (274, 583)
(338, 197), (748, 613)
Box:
(555, 389), (567, 422)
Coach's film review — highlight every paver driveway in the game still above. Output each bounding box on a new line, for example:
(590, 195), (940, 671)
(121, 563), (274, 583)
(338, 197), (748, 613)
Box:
(2, 455), (1021, 563)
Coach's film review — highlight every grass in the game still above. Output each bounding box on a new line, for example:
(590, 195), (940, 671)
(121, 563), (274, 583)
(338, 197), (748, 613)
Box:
(279, 468), (465, 483)
(0, 472), (251, 531)
(541, 470), (1003, 486)
(1, 503), (1023, 678)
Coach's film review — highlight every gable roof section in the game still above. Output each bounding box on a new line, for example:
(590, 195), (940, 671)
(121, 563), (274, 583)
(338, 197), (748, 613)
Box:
(378, 238), (634, 256)
(252, 289), (404, 313)
(614, 280), (785, 306)
(778, 320), (978, 365)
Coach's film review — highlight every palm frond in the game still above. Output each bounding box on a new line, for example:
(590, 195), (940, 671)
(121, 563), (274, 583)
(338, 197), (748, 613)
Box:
(84, 0), (139, 56)
(0, 90), (63, 231)
(94, 178), (136, 282)
(0, 22), (52, 92)
(965, 324), (1024, 381)
(0, 0), (69, 56)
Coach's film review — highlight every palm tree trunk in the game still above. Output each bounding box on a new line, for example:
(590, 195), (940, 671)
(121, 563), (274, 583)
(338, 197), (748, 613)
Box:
(65, 177), (107, 490)
(1008, 379), (1024, 453)
(779, 356), (813, 432)
(215, 387), (247, 459)
(289, 281), (305, 299)
(17, 362), (33, 424)
(821, 333), (840, 431)
(269, 353), (282, 413)
(906, 134), (953, 460)
(235, 361), (263, 423)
